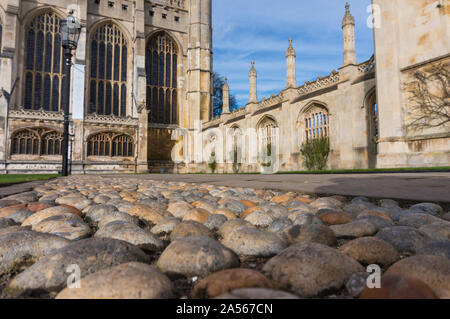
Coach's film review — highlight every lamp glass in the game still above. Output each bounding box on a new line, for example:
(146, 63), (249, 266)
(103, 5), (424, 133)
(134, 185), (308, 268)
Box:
(61, 12), (81, 51)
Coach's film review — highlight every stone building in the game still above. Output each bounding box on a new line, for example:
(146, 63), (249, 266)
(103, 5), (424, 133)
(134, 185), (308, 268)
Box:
(0, 0), (213, 174)
(200, 0), (449, 173)
(0, 0), (448, 174)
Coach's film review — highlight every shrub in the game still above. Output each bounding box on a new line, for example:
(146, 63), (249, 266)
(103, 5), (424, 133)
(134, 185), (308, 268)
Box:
(208, 152), (217, 173)
(300, 137), (330, 170)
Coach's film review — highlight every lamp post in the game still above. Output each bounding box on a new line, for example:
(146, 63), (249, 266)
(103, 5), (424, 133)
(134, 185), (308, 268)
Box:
(60, 11), (81, 177)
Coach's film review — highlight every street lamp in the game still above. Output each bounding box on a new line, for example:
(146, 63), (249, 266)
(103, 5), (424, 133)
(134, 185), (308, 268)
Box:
(60, 10), (81, 177)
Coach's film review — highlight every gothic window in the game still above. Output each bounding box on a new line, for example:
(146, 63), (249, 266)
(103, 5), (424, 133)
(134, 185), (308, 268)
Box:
(23, 12), (64, 111)
(258, 117), (278, 156)
(304, 105), (329, 141)
(146, 33), (178, 124)
(87, 132), (134, 157)
(41, 131), (62, 155)
(11, 128), (62, 156)
(89, 24), (128, 116)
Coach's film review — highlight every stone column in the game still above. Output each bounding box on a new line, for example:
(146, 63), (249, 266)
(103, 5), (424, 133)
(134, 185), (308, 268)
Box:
(342, 3), (356, 66)
(286, 38), (296, 88)
(249, 61), (257, 104)
(187, 0), (212, 125)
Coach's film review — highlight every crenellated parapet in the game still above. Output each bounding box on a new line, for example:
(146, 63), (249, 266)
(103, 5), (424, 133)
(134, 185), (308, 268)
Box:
(296, 70), (340, 97)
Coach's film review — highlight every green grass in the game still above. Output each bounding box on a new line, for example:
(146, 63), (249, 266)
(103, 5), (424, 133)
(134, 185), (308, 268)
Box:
(276, 167), (450, 174)
(0, 174), (59, 185)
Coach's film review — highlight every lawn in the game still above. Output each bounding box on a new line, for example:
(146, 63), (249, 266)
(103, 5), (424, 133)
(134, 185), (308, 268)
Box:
(0, 174), (59, 185)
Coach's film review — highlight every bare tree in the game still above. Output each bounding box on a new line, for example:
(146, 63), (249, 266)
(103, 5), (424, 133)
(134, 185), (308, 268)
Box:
(406, 63), (450, 131)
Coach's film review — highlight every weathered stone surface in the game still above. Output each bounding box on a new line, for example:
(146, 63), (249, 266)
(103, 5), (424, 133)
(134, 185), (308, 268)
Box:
(95, 221), (164, 251)
(263, 242), (364, 297)
(192, 268), (272, 299)
(311, 197), (344, 210)
(0, 218), (20, 229)
(204, 214), (228, 231)
(218, 219), (253, 239)
(376, 226), (431, 255)
(0, 200), (22, 209)
(419, 223), (450, 241)
(5, 238), (150, 296)
(0, 226), (30, 237)
(213, 208), (237, 220)
(85, 205), (119, 223)
(385, 255), (450, 299)
(356, 215), (394, 230)
(56, 262), (174, 299)
(4, 210), (34, 224)
(339, 237), (400, 267)
(417, 240), (450, 259)
(360, 274), (438, 299)
(330, 220), (378, 239)
(167, 201), (193, 218)
(0, 204), (27, 217)
(192, 200), (217, 213)
(398, 213), (444, 229)
(55, 195), (92, 210)
(261, 204), (290, 219)
(214, 288), (300, 299)
(22, 206), (81, 227)
(151, 218), (181, 235)
(33, 218), (91, 241)
(27, 202), (52, 212)
(289, 212), (323, 225)
(97, 211), (139, 228)
(128, 204), (167, 225)
(170, 221), (214, 240)
(345, 272), (369, 298)
(0, 231), (70, 275)
(219, 199), (248, 215)
(182, 208), (211, 224)
(282, 224), (337, 247)
(157, 237), (239, 277)
(409, 203), (443, 216)
(245, 211), (274, 227)
(222, 227), (286, 257)
(317, 210), (353, 225)
(267, 218), (292, 233)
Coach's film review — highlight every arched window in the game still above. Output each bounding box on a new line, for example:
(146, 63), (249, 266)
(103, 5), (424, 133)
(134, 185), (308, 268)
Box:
(11, 128), (62, 156)
(89, 24), (128, 117)
(41, 131), (62, 155)
(87, 132), (134, 157)
(258, 117), (278, 156)
(304, 105), (329, 141)
(23, 12), (65, 111)
(146, 32), (178, 124)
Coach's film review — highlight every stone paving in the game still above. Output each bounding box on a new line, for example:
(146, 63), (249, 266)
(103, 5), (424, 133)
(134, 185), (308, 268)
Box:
(0, 175), (449, 299)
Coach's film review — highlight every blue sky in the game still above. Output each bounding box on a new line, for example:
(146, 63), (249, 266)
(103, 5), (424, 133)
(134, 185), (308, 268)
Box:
(212, 0), (374, 107)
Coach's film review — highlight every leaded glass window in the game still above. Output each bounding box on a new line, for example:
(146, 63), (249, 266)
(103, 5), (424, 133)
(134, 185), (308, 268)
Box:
(305, 106), (329, 141)
(146, 33), (178, 124)
(87, 132), (134, 157)
(89, 24), (128, 116)
(23, 12), (64, 111)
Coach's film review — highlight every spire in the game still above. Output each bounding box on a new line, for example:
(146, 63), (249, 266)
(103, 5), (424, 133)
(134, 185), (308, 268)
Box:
(249, 61), (257, 77)
(286, 38), (296, 57)
(249, 61), (257, 103)
(222, 77), (230, 114)
(286, 38), (297, 88)
(342, 2), (355, 28)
